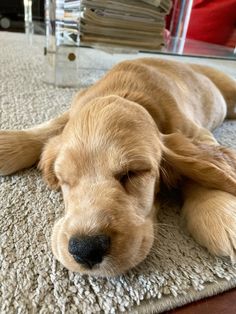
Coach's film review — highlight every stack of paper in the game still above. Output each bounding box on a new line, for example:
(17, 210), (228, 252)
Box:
(80, 0), (172, 50)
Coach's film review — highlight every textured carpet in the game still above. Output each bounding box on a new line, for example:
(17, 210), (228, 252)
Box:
(0, 32), (236, 314)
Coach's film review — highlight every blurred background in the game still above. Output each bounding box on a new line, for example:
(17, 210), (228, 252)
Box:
(0, 0), (44, 34)
(0, 0), (236, 56)
(0, 1), (235, 61)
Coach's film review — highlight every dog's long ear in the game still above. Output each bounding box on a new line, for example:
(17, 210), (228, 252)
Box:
(161, 133), (236, 196)
(38, 135), (61, 189)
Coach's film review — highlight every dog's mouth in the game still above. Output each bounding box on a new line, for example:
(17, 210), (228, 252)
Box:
(53, 209), (154, 271)
(51, 214), (155, 277)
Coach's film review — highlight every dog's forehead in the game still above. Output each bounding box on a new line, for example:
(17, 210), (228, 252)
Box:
(57, 97), (161, 174)
(58, 137), (153, 166)
(55, 130), (159, 180)
(70, 95), (157, 135)
(63, 118), (157, 157)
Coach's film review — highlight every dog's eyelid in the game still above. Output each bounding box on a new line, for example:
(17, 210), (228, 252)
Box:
(114, 168), (151, 181)
(115, 170), (134, 180)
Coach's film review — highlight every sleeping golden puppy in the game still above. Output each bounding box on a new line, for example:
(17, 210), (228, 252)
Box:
(1, 58), (236, 277)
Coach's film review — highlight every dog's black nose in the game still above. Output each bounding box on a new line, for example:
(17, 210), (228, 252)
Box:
(68, 235), (110, 269)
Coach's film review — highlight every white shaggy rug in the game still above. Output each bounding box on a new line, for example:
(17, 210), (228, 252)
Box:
(0, 32), (236, 313)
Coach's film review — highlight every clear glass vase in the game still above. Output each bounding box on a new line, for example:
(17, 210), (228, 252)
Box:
(44, 0), (82, 86)
(168, 0), (193, 54)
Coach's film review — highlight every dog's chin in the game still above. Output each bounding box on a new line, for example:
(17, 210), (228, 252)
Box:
(51, 217), (154, 277)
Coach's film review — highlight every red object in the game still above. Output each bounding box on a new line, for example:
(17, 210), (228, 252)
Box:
(187, 0), (236, 47)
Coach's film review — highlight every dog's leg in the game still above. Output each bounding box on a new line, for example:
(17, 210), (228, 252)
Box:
(0, 111), (69, 175)
(182, 181), (236, 261)
(181, 126), (236, 260)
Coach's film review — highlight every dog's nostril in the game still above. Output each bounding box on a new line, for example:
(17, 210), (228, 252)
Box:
(68, 235), (110, 269)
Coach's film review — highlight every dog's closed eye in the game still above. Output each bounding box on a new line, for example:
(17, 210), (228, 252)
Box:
(115, 169), (151, 189)
(116, 170), (138, 186)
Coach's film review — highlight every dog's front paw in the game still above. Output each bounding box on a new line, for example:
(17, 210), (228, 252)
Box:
(182, 189), (236, 262)
(0, 130), (41, 175)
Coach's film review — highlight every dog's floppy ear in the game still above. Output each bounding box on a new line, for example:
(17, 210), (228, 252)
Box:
(38, 135), (60, 189)
(161, 133), (236, 196)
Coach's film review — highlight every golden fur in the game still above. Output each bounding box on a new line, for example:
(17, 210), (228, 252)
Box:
(1, 58), (236, 276)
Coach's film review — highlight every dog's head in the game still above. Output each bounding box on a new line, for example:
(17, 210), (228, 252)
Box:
(39, 96), (161, 276)
(39, 95), (236, 276)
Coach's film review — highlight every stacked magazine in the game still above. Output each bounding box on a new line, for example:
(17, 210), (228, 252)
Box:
(79, 0), (172, 50)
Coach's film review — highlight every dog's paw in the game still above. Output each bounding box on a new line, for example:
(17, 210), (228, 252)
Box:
(0, 130), (41, 175)
(182, 189), (236, 262)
